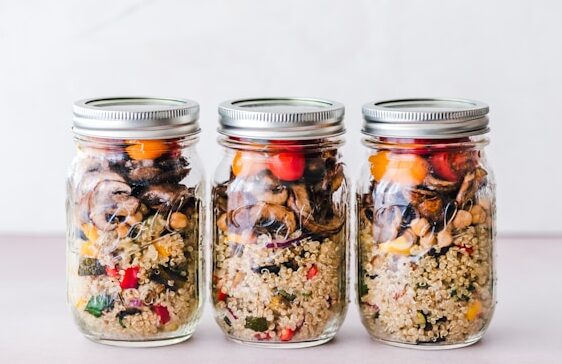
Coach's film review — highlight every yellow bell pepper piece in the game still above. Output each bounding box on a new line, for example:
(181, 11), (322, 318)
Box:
(75, 297), (87, 310)
(466, 300), (482, 321)
(81, 223), (99, 242)
(154, 242), (170, 258)
(80, 241), (99, 258)
(379, 235), (414, 255)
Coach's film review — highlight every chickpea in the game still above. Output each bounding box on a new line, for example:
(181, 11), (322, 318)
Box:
(453, 210), (472, 230)
(411, 218), (431, 237)
(116, 224), (129, 238)
(420, 232), (436, 249)
(470, 205), (487, 225)
(126, 211), (143, 225)
(437, 229), (453, 248)
(170, 212), (189, 230)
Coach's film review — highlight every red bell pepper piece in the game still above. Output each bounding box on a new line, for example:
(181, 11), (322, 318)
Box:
(307, 265), (318, 280)
(279, 328), (295, 341)
(152, 304), (171, 325)
(105, 266), (119, 278)
(217, 289), (228, 302)
(120, 266), (139, 289)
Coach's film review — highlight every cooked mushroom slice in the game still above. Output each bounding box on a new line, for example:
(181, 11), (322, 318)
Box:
(89, 180), (140, 231)
(456, 167), (487, 205)
(139, 184), (191, 212)
(373, 205), (402, 242)
(322, 163), (345, 192)
(408, 189), (443, 222)
(124, 159), (161, 185)
(156, 156), (190, 183)
(75, 172), (127, 225)
(260, 172), (288, 205)
(288, 184), (344, 235)
(424, 174), (458, 192)
(229, 202), (297, 236)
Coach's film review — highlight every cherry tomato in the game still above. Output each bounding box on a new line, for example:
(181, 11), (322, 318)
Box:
(120, 266), (139, 289)
(306, 265), (318, 280)
(126, 140), (168, 160)
(231, 151), (268, 177)
(216, 289), (228, 302)
(369, 151), (428, 185)
(430, 150), (475, 182)
(152, 305), (171, 324)
(279, 328), (295, 341)
(105, 266), (119, 278)
(268, 152), (305, 181)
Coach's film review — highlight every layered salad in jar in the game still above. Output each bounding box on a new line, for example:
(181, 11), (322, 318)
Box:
(212, 143), (349, 345)
(357, 138), (495, 347)
(67, 139), (202, 343)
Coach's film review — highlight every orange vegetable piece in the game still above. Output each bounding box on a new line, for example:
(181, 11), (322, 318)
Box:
(369, 151), (428, 185)
(231, 151), (267, 177)
(126, 140), (168, 160)
(466, 300), (482, 321)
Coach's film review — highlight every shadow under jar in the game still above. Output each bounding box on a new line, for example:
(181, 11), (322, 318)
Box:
(66, 97), (205, 347)
(357, 98), (496, 349)
(212, 98), (349, 348)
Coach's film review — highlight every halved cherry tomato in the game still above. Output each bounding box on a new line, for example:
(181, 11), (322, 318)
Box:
(307, 265), (318, 280)
(369, 151), (428, 185)
(120, 266), (139, 289)
(279, 328), (295, 341)
(105, 266), (119, 278)
(231, 151), (268, 177)
(152, 305), (171, 324)
(268, 152), (305, 181)
(126, 140), (168, 160)
(217, 289), (228, 302)
(429, 150), (475, 182)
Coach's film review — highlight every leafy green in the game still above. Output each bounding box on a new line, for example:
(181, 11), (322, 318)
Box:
(85, 294), (114, 317)
(244, 316), (268, 332)
(359, 282), (369, 297)
(278, 289), (296, 302)
(78, 258), (105, 276)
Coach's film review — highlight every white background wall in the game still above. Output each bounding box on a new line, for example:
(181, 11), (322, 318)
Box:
(0, 0), (560, 235)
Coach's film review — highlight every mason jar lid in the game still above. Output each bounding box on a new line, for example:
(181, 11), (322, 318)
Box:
(218, 97), (345, 140)
(362, 98), (489, 139)
(73, 97), (200, 139)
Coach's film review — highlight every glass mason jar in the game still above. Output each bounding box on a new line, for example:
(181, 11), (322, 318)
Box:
(357, 99), (496, 349)
(211, 98), (349, 347)
(66, 97), (205, 347)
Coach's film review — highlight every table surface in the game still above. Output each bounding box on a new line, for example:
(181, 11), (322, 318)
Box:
(1, 235), (560, 364)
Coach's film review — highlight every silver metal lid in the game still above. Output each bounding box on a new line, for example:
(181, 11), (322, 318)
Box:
(73, 97), (200, 139)
(218, 97), (345, 140)
(362, 98), (489, 138)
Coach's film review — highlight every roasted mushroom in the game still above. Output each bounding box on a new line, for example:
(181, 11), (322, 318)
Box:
(88, 179), (140, 231)
(456, 167), (487, 205)
(138, 184), (192, 212)
(228, 202), (297, 237)
(288, 184), (343, 235)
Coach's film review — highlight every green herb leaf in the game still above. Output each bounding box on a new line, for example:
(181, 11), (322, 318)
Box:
(244, 316), (268, 332)
(85, 294), (114, 317)
(278, 289), (296, 302)
(78, 258), (105, 276)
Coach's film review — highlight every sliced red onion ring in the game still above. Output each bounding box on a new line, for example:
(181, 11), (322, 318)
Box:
(265, 234), (309, 249)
